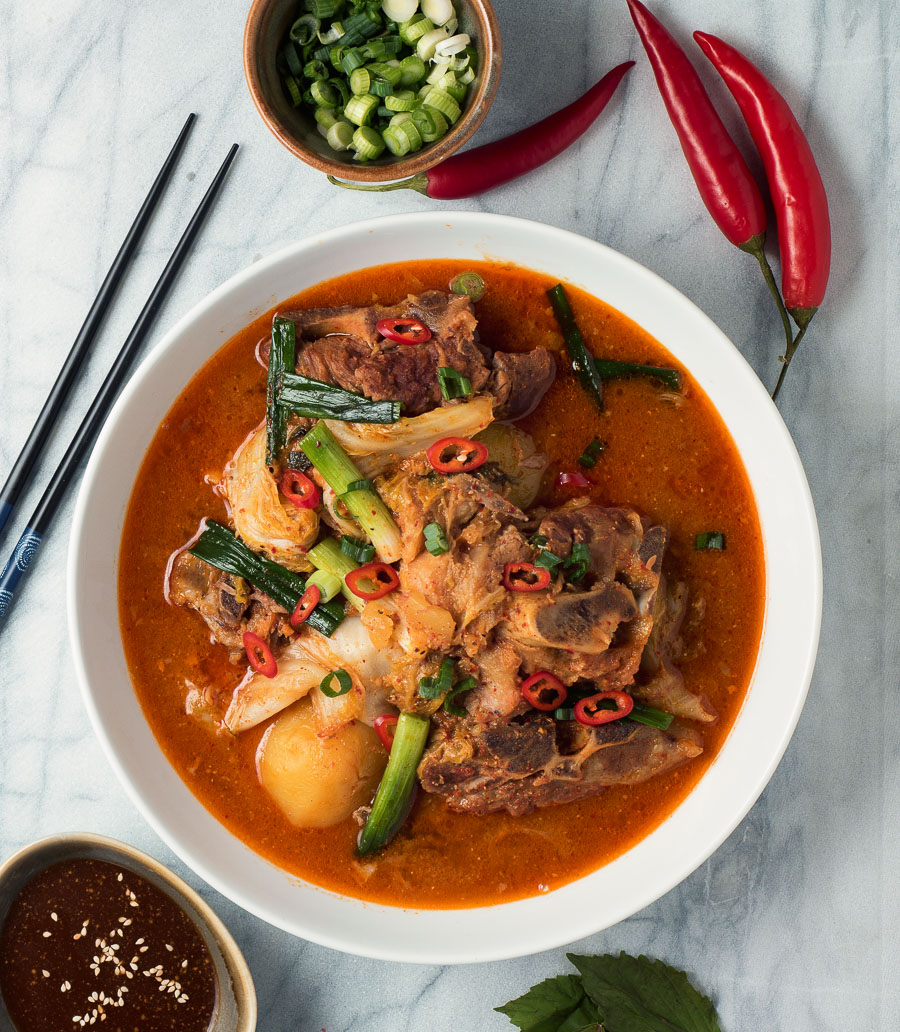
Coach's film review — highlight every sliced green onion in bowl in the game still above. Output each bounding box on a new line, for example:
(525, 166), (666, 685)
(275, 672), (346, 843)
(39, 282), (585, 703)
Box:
(290, 14), (320, 44)
(346, 94), (379, 126)
(327, 120), (355, 151)
(398, 54), (427, 85)
(385, 89), (416, 111)
(352, 124), (385, 159)
(449, 271), (485, 301)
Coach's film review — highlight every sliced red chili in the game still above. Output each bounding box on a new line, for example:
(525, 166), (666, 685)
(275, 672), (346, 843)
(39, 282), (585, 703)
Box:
(502, 562), (552, 592)
(345, 561), (400, 601)
(290, 584), (320, 627)
(557, 471), (591, 488)
(280, 469), (320, 509)
(574, 690), (634, 726)
(373, 713), (399, 752)
(376, 317), (432, 345)
(520, 671), (567, 712)
(243, 631), (278, 679)
(426, 436), (489, 473)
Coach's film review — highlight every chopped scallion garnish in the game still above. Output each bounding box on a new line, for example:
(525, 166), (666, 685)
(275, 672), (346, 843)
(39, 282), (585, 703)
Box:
(278, 371), (402, 423)
(695, 532), (726, 551)
(308, 536), (365, 612)
(547, 283), (605, 412)
(320, 668), (353, 698)
(357, 712), (430, 855)
(305, 569), (342, 603)
(563, 542), (591, 584)
(340, 535), (375, 563)
(449, 271), (485, 301)
(265, 318), (296, 466)
(577, 437), (606, 469)
(300, 422), (402, 563)
(592, 357), (682, 392)
(629, 702), (675, 730)
(423, 521), (449, 555)
(528, 533), (548, 548)
(444, 675), (476, 717)
(553, 707), (576, 721)
(437, 365), (473, 401)
(535, 548), (564, 572)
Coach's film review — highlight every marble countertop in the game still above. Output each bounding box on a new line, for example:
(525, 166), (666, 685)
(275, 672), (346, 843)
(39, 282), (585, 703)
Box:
(1, 0), (896, 1028)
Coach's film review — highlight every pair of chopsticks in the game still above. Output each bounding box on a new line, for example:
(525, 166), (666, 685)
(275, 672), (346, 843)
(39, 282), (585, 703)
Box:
(0, 115), (238, 628)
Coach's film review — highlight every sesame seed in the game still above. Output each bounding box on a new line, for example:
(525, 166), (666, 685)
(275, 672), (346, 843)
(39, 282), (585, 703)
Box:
(165, 943), (173, 952)
(116, 873), (123, 882)
(42, 930), (52, 938)
(51, 912), (58, 922)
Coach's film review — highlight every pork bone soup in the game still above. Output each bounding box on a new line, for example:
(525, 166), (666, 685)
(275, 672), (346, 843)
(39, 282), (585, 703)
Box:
(119, 260), (765, 908)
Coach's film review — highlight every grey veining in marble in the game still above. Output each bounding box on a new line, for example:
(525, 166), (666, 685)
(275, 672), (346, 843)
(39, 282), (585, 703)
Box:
(1, 0), (897, 1029)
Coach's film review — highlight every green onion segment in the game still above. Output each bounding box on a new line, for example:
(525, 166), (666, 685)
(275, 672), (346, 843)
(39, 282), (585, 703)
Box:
(423, 521), (449, 555)
(188, 520), (345, 637)
(266, 317), (296, 466)
(578, 437), (606, 469)
(308, 535), (366, 612)
(300, 421), (402, 562)
(695, 531), (727, 551)
(357, 712), (430, 855)
(628, 702), (675, 730)
(320, 668), (353, 698)
(340, 534), (375, 563)
(449, 270), (485, 301)
(278, 0), (477, 163)
(547, 283), (605, 412)
(548, 282), (684, 407)
(444, 674), (475, 717)
(306, 568), (343, 603)
(279, 372), (402, 423)
(437, 365), (473, 401)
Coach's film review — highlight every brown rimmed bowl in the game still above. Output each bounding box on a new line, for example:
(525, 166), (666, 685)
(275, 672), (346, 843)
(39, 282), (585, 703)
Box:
(243, 0), (501, 182)
(0, 834), (256, 1032)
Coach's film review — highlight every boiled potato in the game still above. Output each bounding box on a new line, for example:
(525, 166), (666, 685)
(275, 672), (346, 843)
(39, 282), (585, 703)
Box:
(475, 423), (547, 509)
(256, 698), (387, 828)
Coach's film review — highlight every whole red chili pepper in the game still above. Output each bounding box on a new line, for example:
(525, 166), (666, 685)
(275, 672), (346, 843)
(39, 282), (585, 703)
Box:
(625, 1), (794, 359)
(626, 0), (765, 250)
(327, 62), (634, 198)
(694, 31), (831, 398)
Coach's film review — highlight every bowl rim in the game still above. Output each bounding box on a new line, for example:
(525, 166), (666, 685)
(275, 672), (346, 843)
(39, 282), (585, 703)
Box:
(67, 211), (822, 963)
(242, 0), (502, 182)
(0, 832), (257, 1030)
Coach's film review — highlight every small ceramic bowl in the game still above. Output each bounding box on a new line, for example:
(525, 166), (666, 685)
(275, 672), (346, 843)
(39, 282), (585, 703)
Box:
(0, 834), (256, 1032)
(243, 0), (501, 182)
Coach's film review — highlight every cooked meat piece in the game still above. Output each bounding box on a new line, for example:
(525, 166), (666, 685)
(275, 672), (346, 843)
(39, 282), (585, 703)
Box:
(282, 303), (380, 344)
(494, 502), (668, 694)
(503, 584), (639, 654)
(292, 292), (490, 416)
(419, 712), (703, 816)
(166, 551), (286, 660)
(633, 578), (717, 723)
(489, 349), (557, 419)
(283, 291), (555, 418)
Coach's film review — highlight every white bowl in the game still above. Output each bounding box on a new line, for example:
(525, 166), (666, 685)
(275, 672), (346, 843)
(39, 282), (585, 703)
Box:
(68, 212), (821, 964)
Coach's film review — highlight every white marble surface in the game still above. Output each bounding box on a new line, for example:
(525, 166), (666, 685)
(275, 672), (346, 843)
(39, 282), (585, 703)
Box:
(0, 0), (896, 1028)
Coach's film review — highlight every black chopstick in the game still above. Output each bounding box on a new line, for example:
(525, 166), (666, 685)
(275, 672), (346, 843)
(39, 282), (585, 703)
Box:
(0, 113), (196, 542)
(0, 143), (239, 628)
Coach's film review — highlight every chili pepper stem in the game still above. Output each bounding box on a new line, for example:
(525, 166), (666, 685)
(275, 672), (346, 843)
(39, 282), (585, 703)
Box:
(327, 173), (429, 194)
(740, 235), (794, 358)
(771, 321), (811, 401)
